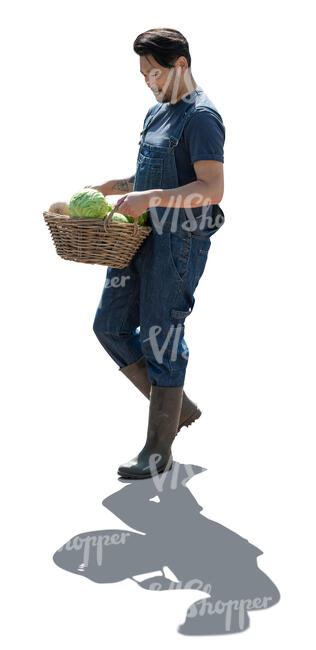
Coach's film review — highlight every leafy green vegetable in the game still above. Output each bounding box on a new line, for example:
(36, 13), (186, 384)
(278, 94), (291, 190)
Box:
(69, 189), (149, 227)
(69, 188), (111, 219)
(124, 210), (149, 226)
(111, 213), (130, 223)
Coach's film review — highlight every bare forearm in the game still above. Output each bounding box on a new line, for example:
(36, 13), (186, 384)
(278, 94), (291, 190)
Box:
(98, 176), (135, 196)
(146, 179), (223, 208)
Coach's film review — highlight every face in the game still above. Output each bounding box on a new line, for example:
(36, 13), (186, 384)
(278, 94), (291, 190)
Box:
(139, 54), (184, 104)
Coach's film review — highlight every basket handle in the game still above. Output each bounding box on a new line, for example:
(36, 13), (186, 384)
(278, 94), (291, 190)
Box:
(103, 205), (140, 234)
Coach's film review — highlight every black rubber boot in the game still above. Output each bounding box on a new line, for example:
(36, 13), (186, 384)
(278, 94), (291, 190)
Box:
(119, 355), (201, 434)
(117, 384), (183, 479)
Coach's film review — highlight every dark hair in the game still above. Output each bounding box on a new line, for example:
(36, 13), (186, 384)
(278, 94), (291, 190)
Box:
(133, 28), (191, 69)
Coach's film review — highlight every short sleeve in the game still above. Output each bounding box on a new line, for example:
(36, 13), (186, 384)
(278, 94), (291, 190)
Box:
(183, 109), (225, 164)
(142, 105), (156, 128)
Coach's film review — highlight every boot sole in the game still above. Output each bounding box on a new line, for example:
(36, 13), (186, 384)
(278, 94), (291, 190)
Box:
(177, 407), (202, 434)
(117, 461), (174, 480)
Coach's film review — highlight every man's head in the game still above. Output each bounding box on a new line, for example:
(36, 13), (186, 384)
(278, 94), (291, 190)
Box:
(133, 28), (197, 105)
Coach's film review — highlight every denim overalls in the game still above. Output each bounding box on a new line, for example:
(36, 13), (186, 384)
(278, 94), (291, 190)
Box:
(93, 95), (224, 387)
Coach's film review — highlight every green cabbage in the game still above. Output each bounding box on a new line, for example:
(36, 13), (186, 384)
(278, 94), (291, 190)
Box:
(69, 188), (149, 226)
(111, 213), (129, 223)
(108, 208), (149, 225)
(124, 210), (149, 226)
(69, 188), (111, 219)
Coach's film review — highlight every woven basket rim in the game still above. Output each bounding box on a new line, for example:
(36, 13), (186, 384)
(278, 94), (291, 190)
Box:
(43, 210), (152, 230)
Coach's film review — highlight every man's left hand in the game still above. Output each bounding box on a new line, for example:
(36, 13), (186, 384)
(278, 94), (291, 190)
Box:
(114, 191), (151, 218)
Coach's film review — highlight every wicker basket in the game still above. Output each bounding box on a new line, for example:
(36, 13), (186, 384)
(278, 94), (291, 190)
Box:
(43, 205), (152, 268)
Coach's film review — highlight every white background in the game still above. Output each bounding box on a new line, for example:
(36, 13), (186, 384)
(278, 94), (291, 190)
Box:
(2, 0), (315, 647)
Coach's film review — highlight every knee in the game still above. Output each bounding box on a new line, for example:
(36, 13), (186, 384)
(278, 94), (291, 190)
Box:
(92, 312), (102, 340)
(93, 311), (124, 343)
(92, 311), (114, 342)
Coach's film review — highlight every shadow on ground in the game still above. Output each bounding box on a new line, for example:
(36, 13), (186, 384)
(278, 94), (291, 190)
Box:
(53, 462), (280, 635)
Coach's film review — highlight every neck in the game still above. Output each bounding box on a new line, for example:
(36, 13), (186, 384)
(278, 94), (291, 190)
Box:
(170, 75), (199, 104)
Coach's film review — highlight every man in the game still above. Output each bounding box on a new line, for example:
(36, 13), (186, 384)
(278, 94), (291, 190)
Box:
(90, 28), (225, 479)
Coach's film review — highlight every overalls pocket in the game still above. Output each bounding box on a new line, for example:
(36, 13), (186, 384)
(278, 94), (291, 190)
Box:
(134, 152), (163, 190)
(170, 307), (193, 321)
(192, 237), (211, 286)
(168, 230), (192, 283)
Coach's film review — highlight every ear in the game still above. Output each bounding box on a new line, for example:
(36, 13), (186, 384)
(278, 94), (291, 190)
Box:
(175, 56), (188, 72)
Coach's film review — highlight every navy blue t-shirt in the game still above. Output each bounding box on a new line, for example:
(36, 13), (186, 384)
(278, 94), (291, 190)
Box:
(138, 87), (225, 237)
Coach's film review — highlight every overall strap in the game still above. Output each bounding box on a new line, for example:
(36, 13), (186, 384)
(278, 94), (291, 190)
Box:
(169, 104), (223, 147)
(141, 103), (163, 136)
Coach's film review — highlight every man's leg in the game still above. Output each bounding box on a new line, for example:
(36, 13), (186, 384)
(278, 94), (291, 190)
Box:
(93, 262), (142, 367)
(119, 354), (202, 434)
(138, 230), (192, 387)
